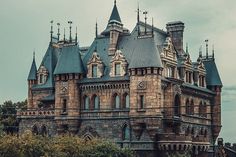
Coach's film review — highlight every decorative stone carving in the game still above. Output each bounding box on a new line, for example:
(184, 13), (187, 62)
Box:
(175, 85), (182, 95)
(137, 81), (147, 90)
(37, 65), (48, 84)
(110, 50), (128, 77)
(60, 81), (68, 94)
(87, 52), (104, 78)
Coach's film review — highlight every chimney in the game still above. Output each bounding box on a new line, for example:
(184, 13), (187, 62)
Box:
(166, 21), (185, 55)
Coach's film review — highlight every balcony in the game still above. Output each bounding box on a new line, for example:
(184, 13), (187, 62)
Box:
(17, 109), (55, 118)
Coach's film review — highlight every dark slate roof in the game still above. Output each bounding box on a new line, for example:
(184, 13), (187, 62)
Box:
(33, 44), (59, 89)
(54, 45), (84, 75)
(108, 2), (121, 24)
(129, 37), (163, 69)
(203, 58), (222, 86)
(27, 57), (37, 80)
(182, 83), (215, 94)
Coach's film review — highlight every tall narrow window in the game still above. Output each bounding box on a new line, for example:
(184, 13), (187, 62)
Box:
(62, 99), (67, 113)
(39, 74), (44, 84)
(92, 64), (98, 78)
(115, 95), (120, 109)
(115, 63), (121, 76)
(125, 95), (130, 108)
(140, 95), (144, 109)
(84, 96), (90, 110)
(186, 99), (190, 115)
(174, 95), (180, 116)
(190, 100), (194, 115)
(94, 96), (100, 110)
(122, 124), (130, 141)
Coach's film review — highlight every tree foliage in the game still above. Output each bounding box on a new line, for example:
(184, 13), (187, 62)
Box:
(0, 100), (27, 134)
(0, 132), (133, 157)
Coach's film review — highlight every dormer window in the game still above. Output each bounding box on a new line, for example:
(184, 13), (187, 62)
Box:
(37, 66), (48, 85)
(115, 63), (121, 76)
(110, 50), (128, 77)
(87, 52), (104, 78)
(92, 64), (98, 78)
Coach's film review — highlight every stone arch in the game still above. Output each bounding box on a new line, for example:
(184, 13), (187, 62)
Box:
(121, 123), (130, 141)
(91, 94), (100, 110)
(111, 93), (120, 109)
(32, 125), (39, 135)
(122, 92), (130, 109)
(41, 125), (47, 136)
(83, 95), (90, 110)
(190, 99), (194, 115)
(174, 94), (181, 116)
(185, 98), (190, 115)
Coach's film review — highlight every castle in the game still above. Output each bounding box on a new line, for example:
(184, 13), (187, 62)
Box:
(17, 1), (223, 157)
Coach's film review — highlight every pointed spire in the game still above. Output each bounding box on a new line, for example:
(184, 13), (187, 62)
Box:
(95, 20), (98, 38)
(28, 51), (37, 81)
(50, 20), (53, 42)
(75, 26), (78, 44)
(63, 28), (66, 41)
(57, 23), (60, 41)
(136, 3), (141, 35)
(68, 21), (73, 42)
(108, 0), (122, 24)
(205, 39), (209, 58)
(212, 44), (215, 58)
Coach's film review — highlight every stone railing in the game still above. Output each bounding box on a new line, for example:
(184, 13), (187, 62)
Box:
(80, 109), (130, 119)
(18, 109), (55, 117)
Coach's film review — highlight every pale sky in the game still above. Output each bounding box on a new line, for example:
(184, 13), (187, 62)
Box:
(0, 0), (235, 142)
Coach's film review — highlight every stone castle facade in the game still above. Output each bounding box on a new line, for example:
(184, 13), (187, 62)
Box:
(17, 1), (223, 157)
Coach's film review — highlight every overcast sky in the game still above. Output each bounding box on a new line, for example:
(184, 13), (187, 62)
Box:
(0, 0), (235, 142)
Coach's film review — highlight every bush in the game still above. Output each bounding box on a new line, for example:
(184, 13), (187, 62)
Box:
(0, 133), (133, 157)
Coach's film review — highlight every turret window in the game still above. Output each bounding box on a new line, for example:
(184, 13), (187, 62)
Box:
(37, 66), (48, 84)
(115, 63), (121, 76)
(92, 64), (98, 78)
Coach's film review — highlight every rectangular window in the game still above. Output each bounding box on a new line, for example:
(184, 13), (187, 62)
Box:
(140, 95), (144, 109)
(62, 99), (67, 113)
(115, 63), (121, 76)
(92, 64), (98, 78)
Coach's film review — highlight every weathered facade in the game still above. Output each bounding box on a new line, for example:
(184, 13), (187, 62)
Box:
(18, 1), (223, 157)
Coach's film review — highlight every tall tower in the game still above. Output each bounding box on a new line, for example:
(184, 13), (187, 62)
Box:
(27, 52), (37, 109)
(54, 45), (84, 134)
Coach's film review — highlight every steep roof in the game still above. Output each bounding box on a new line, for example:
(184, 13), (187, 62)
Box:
(129, 37), (163, 69)
(27, 57), (37, 80)
(108, 2), (122, 24)
(54, 45), (84, 75)
(32, 44), (59, 89)
(203, 58), (222, 86)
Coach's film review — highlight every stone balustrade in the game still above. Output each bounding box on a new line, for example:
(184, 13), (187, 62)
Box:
(18, 109), (55, 117)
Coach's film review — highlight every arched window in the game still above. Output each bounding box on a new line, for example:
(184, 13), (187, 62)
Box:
(123, 93), (130, 109)
(115, 63), (121, 76)
(93, 95), (100, 110)
(174, 95), (181, 116)
(84, 96), (90, 110)
(203, 102), (207, 118)
(92, 64), (98, 78)
(185, 99), (190, 115)
(190, 99), (194, 115)
(199, 101), (206, 117)
(115, 95), (120, 109)
(122, 124), (130, 141)
(32, 125), (38, 135)
(62, 99), (67, 113)
(41, 125), (47, 136)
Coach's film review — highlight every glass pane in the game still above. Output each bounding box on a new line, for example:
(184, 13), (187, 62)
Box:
(92, 65), (98, 78)
(140, 95), (144, 109)
(115, 63), (121, 76)
(125, 95), (130, 108)
(124, 126), (129, 140)
(85, 97), (89, 110)
(94, 96), (99, 110)
(115, 95), (120, 109)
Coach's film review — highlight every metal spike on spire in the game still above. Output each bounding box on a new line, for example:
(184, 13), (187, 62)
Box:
(143, 11), (148, 34)
(95, 20), (98, 38)
(199, 45), (203, 58)
(136, 3), (141, 35)
(63, 28), (66, 41)
(205, 39), (209, 58)
(50, 20), (53, 42)
(75, 26), (78, 44)
(33, 50), (35, 60)
(212, 44), (215, 58)
(68, 21), (73, 42)
(114, 0), (116, 5)
(57, 23), (60, 41)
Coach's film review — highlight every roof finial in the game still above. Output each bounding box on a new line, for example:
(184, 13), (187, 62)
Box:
(63, 28), (66, 41)
(143, 11), (148, 34)
(152, 17), (154, 36)
(50, 20), (53, 42)
(114, 0), (116, 5)
(199, 45), (203, 58)
(57, 23), (60, 41)
(186, 43), (189, 54)
(68, 21), (73, 42)
(95, 20), (98, 38)
(75, 26), (78, 44)
(33, 50), (35, 60)
(136, 3), (141, 35)
(212, 44), (215, 58)
(205, 39), (209, 58)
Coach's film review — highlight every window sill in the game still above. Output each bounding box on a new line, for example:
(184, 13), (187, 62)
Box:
(137, 109), (146, 112)
(61, 112), (68, 115)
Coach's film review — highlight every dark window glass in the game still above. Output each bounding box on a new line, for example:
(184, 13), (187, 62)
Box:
(140, 95), (144, 109)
